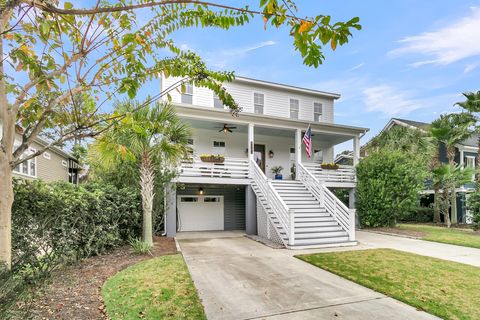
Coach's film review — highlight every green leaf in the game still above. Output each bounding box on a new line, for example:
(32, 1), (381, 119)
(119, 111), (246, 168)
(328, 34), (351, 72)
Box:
(64, 2), (73, 9)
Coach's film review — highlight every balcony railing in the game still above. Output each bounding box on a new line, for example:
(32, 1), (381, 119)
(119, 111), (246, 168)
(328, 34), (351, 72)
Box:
(180, 156), (250, 179)
(302, 163), (356, 183)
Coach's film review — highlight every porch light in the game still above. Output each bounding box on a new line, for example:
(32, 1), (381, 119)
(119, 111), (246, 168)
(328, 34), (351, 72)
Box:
(198, 187), (204, 195)
(269, 150), (274, 158)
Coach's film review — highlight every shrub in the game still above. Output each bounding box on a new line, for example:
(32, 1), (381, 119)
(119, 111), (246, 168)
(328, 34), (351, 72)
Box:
(400, 206), (434, 223)
(1, 179), (142, 319)
(356, 150), (427, 228)
(467, 188), (480, 230)
(129, 238), (153, 255)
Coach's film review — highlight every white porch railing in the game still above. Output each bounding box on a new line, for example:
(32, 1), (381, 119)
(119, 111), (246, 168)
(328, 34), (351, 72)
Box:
(250, 159), (295, 246)
(180, 157), (249, 179)
(303, 163), (356, 183)
(297, 162), (355, 241)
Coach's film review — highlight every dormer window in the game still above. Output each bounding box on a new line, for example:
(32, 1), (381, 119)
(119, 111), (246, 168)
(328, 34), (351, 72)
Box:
(181, 82), (193, 104)
(314, 102), (323, 121)
(290, 99), (299, 119)
(254, 92), (264, 114)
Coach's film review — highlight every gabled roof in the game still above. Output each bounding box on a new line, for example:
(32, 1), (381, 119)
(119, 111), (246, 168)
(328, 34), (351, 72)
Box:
(363, 117), (479, 150)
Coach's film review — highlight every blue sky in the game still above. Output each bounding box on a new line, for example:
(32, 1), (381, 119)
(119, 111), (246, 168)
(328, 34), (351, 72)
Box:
(167, 0), (480, 151)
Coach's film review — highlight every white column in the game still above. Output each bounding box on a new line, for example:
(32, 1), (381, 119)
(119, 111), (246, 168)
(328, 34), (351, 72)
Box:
(248, 123), (254, 162)
(295, 128), (302, 165)
(353, 135), (360, 166)
(460, 149), (464, 167)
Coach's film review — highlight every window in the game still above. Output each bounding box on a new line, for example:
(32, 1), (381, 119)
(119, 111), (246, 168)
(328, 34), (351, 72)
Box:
(254, 92), (264, 114)
(213, 94), (224, 109)
(213, 141), (226, 155)
(181, 82), (193, 104)
(290, 98), (299, 119)
(204, 196), (221, 202)
(466, 156), (476, 180)
(43, 152), (51, 160)
(289, 147), (296, 161)
(61, 160), (68, 167)
(13, 147), (37, 177)
(314, 102), (323, 122)
(180, 197), (198, 202)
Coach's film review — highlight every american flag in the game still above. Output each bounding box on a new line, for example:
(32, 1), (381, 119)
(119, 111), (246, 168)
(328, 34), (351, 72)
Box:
(302, 125), (312, 158)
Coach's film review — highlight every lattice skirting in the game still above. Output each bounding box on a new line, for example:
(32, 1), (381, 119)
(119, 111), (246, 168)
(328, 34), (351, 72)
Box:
(256, 199), (284, 246)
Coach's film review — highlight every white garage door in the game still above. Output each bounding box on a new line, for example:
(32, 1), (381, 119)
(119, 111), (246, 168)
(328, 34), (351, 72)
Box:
(177, 195), (224, 231)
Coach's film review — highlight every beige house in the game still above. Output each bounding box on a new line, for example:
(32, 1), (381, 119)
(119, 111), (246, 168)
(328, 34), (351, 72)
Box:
(7, 129), (80, 184)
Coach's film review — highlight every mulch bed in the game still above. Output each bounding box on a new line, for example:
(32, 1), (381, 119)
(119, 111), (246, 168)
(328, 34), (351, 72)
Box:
(23, 237), (177, 320)
(364, 227), (426, 238)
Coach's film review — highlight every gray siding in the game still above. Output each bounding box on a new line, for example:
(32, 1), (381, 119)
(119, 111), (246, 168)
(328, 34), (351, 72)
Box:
(177, 184), (246, 230)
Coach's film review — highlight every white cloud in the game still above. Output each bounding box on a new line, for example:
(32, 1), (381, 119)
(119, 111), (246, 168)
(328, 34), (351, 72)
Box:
(464, 63), (478, 74)
(346, 63), (365, 72)
(389, 7), (480, 66)
(363, 85), (425, 116)
(206, 40), (277, 69)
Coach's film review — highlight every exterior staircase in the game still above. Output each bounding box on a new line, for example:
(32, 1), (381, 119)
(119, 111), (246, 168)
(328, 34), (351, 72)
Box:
(270, 180), (352, 248)
(249, 159), (356, 249)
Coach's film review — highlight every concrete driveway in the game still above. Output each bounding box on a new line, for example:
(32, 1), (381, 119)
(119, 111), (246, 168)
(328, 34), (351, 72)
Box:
(177, 232), (438, 320)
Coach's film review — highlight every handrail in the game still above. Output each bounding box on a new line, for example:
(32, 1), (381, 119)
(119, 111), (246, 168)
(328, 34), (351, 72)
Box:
(302, 163), (356, 183)
(297, 162), (355, 241)
(250, 159), (295, 246)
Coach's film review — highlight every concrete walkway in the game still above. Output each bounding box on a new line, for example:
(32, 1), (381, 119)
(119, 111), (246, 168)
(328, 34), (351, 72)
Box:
(177, 232), (438, 320)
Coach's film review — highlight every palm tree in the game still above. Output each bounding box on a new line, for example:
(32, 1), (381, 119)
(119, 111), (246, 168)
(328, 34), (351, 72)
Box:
(455, 91), (480, 182)
(90, 101), (190, 245)
(430, 113), (475, 225)
(431, 164), (474, 227)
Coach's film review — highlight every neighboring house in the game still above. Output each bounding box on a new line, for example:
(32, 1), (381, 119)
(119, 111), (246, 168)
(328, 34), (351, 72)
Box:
(163, 75), (369, 249)
(0, 123), (81, 184)
(362, 118), (477, 224)
(334, 151), (354, 165)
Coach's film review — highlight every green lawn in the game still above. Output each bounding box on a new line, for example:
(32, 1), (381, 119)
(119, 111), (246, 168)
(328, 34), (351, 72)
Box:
(398, 224), (480, 249)
(297, 249), (480, 320)
(102, 254), (206, 320)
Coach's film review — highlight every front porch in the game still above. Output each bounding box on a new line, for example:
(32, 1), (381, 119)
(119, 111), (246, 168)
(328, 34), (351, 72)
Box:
(174, 116), (361, 186)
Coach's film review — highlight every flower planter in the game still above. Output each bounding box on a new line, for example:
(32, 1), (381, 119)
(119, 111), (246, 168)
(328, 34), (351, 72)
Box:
(200, 156), (225, 163)
(321, 163), (339, 170)
(274, 174), (283, 180)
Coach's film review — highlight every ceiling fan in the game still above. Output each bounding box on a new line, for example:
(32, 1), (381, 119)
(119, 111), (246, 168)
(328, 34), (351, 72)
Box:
(217, 124), (237, 133)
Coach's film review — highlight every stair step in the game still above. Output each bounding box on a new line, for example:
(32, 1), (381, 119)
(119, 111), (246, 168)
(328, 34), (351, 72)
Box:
(293, 221), (339, 227)
(293, 226), (343, 232)
(295, 231), (348, 238)
(281, 196), (317, 201)
(288, 236), (350, 245)
(295, 217), (337, 223)
(287, 204), (322, 208)
(292, 208), (328, 213)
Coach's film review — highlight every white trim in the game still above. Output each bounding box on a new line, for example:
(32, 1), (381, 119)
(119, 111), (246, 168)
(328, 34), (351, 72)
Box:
(13, 147), (37, 178)
(61, 160), (68, 167)
(253, 91), (265, 115)
(289, 97), (300, 120)
(235, 76), (341, 99)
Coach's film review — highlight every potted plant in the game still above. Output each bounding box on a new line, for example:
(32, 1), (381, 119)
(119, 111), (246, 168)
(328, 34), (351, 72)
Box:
(321, 162), (339, 170)
(271, 166), (284, 180)
(200, 154), (225, 163)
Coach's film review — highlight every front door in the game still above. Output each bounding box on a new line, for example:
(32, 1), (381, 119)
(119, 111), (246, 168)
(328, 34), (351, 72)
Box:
(254, 144), (266, 173)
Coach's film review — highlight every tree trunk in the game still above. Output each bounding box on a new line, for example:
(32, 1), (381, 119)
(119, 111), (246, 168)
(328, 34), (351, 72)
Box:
(433, 189), (441, 223)
(0, 10), (14, 270)
(139, 151), (155, 246)
(0, 153), (13, 269)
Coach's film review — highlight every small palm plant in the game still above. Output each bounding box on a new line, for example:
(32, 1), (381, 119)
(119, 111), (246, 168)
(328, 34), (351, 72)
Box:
(90, 100), (190, 245)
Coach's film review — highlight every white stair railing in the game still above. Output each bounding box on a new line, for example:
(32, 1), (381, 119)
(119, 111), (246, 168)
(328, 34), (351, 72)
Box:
(297, 162), (355, 241)
(250, 160), (295, 246)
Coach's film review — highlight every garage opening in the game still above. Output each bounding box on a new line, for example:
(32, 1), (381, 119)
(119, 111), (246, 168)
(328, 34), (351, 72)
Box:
(177, 196), (224, 231)
(176, 184), (246, 232)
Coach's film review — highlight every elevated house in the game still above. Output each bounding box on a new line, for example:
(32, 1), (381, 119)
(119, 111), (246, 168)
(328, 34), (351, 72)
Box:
(362, 118), (477, 224)
(163, 75), (369, 249)
(0, 123), (81, 184)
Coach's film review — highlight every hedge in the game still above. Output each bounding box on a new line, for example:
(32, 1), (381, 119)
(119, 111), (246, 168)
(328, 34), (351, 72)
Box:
(1, 179), (142, 319)
(356, 150), (427, 228)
